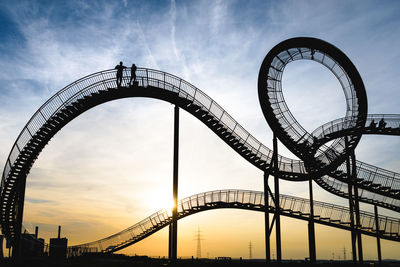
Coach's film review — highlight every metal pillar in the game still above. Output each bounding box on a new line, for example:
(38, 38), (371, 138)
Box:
(168, 224), (172, 259)
(308, 178), (316, 263)
(374, 205), (382, 264)
(0, 235), (3, 259)
(263, 172), (270, 262)
(345, 137), (357, 263)
(169, 105), (179, 261)
(12, 176), (27, 260)
(352, 151), (363, 264)
(272, 135), (281, 262)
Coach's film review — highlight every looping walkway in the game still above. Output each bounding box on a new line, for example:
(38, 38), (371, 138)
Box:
(1, 38), (400, 256)
(1, 65), (399, 243)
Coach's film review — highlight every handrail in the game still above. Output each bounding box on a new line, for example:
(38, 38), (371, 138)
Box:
(312, 114), (400, 138)
(1, 68), (305, 191)
(64, 189), (399, 256)
(1, 67), (399, 244)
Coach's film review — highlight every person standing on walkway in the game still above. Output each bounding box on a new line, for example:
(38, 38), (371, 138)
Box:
(129, 63), (137, 87)
(115, 61), (126, 88)
(378, 118), (386, 129)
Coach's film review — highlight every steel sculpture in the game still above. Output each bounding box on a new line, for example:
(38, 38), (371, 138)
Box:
(0, 37), (399, 261)
(257, 37), (398, 262)
(65, 189), (399, 257)
(258, 37), (367, 176)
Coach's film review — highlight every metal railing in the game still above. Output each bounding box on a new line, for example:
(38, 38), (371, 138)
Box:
(311, 115), (400, 193)
(1, 67), (399, 244)
(312, 114), (400, 139)
(261, 45), (400, 203)
(318, 175), (400, 208)
(264, 47), (362, 169)
(66, 189), (400, 257)
(1, 68), (307, 195)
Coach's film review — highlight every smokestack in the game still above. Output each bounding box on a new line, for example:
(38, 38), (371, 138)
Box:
(35, 226), (39, 238)
(58, 225), (61, 239)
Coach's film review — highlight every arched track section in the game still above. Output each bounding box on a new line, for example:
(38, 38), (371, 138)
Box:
(66, 190), (400, 257)
(1, 67), (399, 243)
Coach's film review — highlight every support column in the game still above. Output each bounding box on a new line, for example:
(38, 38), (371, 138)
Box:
(12, 176), (28, 261)
(168, 224), (172, 259)
(0, 235), (3, 259)
(272, 135), (281, 262)
(352, 152), (363, 264)
(308, 178), (316, 263)
(374, 205), (382, 265)
(263, 172), (270, 263)
(345, 137), (357, 263)
(169, 105), (179, 262)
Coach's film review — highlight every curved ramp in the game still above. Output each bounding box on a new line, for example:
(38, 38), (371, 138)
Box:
(68, 190), (400, 257)
(1, 68), (400, 242)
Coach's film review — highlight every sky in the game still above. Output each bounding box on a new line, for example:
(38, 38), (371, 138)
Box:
(1, 0), (400, 260)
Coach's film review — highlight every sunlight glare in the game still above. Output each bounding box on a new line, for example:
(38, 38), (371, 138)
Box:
(146, 189), (175, 212)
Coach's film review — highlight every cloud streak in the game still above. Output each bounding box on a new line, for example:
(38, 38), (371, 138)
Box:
(0, 0), (399, 259)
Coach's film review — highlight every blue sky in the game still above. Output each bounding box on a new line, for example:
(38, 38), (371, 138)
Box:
(1, 0), (400, 259)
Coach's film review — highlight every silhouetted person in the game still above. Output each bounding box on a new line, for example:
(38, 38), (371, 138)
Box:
(369, 119), (377, 129)
(378, 118), (387, 129)
(115, 61), (126, 88)
(129, 63), (137, 87)
(311, 49), (315, 60)
(313, 136), (318, 145)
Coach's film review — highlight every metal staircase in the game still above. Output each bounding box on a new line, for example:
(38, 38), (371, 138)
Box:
(67, 189), (400, 257)
(1, 68), (399, 244)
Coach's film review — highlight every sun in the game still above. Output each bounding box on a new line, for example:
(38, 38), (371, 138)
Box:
(146, 189), (175, 213)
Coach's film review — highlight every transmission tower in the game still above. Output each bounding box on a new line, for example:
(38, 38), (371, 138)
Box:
(249, 241), (253, 259)
(343, 246), (346, 260)
(194, 227), (204, 258)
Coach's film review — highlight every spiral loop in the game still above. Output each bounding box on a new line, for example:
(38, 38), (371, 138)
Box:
(258, 37), (368, 175)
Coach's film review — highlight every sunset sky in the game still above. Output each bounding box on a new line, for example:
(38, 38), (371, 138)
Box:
(1, 0), (400, 260)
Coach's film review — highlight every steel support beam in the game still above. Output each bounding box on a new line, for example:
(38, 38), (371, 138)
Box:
(0, 235), (3, 259)
(269, 215), (276, 234)
(169, 105), (179, 262)
(263, 172), (271, 263)
(308, 178), (316, 263)
(12, 176), (27, 261)
(374, 205), (382, 264)
(168, 224), (172, 259)
(272, 135), (282, 262)
(352, 152), (363, 264)
(345, 137), (357, 263)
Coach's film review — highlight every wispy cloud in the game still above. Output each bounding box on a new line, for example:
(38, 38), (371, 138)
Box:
(25, 198), (54, 204)
(1, 0), (400, 259)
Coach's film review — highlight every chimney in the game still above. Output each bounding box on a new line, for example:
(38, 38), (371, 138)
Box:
(35, 226), (39, 238)
(58, 225), (61, 239)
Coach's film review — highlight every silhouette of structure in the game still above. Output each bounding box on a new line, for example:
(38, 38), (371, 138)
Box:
(49, 226), (67, 259)
(0, 37), (399, 262)
(0, 235), (3, 259)
(63, 189), (399, 257)
(20, 226), (44, 257)
(248, 241), (252, 259)
(168, 104), (179, 262)
(194, 227), (203, 259)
